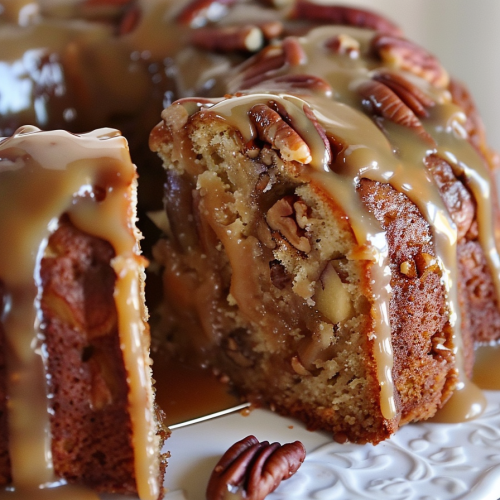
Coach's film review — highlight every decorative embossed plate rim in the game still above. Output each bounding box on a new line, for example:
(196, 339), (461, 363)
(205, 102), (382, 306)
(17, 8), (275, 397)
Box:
(101, 390), (500, 500)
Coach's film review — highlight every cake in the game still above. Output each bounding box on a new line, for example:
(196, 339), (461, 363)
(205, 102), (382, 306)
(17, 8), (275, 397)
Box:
(150, 8), (500, 443)
(0, 126), (167, 498)
(0, 0), (500, 495)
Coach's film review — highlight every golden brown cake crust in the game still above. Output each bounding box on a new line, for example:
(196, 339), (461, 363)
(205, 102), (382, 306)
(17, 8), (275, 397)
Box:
(357, 180), (455, 423)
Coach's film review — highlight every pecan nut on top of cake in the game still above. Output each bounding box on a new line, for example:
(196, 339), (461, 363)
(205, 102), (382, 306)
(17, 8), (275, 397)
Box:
(150, 2), (500, 444)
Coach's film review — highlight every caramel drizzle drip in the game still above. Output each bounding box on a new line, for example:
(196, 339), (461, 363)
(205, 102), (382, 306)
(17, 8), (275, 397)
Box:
(182, 26), (498, 421)
(0, 127), (159, 499)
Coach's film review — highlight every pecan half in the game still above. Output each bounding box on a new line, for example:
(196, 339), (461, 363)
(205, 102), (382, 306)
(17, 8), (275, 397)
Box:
(249, 104), (312, 164)
(206, 435), (306, 500)
(266, 196), (311, 253)
(371, 34), (449, 88)
(373, 71), (435, 118)
(176, 0), (237, 27)
(190, 25), (264, 53)
(358, 79), (435, 145)
(289, 2), (402, 36)
(237, 46), (286, 89)
(265, 74), (332, 94)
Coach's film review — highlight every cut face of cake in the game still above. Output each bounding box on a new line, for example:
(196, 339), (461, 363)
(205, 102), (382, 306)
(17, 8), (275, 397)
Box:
(0, 126), (167, 498)
(150, 23), (500, 443)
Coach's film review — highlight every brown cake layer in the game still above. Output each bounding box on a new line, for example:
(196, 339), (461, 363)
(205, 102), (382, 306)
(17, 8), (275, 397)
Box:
(39, 217), (137, 493)
(0, 127), (166, 499)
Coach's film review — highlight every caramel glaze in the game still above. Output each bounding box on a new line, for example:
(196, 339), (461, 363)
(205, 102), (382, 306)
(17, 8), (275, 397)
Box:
(0, 127), (159, 499)
(152, 352), (240, 426)
(166, 25), (500, 422)
(472, 343), (500, 391)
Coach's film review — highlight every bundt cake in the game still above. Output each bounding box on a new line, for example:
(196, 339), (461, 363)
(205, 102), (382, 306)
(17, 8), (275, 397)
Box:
(0, 126), (167, 498)
(150, 8), (500, 443)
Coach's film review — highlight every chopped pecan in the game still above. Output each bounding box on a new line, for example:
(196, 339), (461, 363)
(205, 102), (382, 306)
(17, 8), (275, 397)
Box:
(249, 104), (312, 164)
(266, 196), (311, 253)
(325, 33), (360, 58)
(358, 79), (435, 145)
(373, 71), (434, 118)
(289, 2), (402, 36)
(371, 34), (449, 88)
(190, 25), (264, 53)
(414, 252), (439, 277)
(314, 262), (354, 324)
(399, 260), (417, 278)
(206, 435), (306, 500)
(176, 0), (237, 27)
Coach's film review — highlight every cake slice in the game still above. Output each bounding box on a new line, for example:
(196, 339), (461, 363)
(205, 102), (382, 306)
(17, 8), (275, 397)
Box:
(0, 126), (167, 498)
(150, 22), (500, 443)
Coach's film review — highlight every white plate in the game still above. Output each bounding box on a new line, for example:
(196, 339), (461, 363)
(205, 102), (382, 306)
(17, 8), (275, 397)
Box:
(102, 390), (500, 500)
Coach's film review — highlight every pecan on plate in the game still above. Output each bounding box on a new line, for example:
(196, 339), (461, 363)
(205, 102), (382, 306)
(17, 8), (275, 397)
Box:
(358, 79), (435, 145)
(249, 104), (312, 164)
(289, 2), (402, 36)
(206, 435), (306, 500)
(371, 33), (449, 88)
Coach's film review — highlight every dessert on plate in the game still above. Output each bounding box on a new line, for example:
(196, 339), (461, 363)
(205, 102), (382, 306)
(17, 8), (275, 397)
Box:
(150, 1), (500, 444)
(0, 126), (167, 499)
(0, 0), (499, 498)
